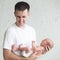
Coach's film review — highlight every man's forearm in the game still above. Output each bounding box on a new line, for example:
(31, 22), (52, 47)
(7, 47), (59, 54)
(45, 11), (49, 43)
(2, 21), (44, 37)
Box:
(3, 49), (28, 60)
(7, 52), (28, 60)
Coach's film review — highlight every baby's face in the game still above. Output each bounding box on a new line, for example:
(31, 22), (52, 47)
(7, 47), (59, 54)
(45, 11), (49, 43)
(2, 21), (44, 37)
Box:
(40, 39), (54, 48)
(40, 40), (48, 48)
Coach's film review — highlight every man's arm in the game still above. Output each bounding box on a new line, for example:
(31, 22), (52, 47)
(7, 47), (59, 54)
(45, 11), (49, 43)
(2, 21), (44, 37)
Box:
(3, 48), (39, 60)
(3, 49), (28, 60)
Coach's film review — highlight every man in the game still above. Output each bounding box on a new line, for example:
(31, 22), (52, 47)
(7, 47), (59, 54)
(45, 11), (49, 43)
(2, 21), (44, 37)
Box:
(3, 1), (42, 60)
(3, 1), (53, 60)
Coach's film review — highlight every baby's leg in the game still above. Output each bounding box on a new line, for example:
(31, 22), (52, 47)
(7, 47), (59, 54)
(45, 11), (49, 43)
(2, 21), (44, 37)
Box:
(12, 44), (28, 52)
(19, 44), (32, 57)
(19, 44), (30, 53)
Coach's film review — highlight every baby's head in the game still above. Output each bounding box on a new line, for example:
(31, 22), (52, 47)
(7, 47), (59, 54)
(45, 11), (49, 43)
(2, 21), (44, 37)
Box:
(40, 38), (54, 49)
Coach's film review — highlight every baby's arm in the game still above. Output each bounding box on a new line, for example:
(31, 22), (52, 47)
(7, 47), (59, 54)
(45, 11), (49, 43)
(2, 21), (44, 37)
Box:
(32, 41), (43, 56)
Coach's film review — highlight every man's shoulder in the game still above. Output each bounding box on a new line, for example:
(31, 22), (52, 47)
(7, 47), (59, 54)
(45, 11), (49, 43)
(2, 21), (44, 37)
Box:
(6, 23), (16, 33)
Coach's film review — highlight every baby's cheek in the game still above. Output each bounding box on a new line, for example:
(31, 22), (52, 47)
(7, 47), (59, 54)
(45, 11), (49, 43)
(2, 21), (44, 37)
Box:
(41, 43), (46, 47)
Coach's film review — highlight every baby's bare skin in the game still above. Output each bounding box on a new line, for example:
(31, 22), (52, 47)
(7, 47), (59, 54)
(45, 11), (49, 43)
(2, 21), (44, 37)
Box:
(11, 38), (54, 57)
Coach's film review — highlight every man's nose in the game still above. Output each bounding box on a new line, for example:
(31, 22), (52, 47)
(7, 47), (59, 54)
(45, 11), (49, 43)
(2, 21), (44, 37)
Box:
(19, 17), (23, 21)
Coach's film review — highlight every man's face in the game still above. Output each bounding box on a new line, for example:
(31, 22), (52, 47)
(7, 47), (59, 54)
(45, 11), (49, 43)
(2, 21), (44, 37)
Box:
(14, 9), (29, 27)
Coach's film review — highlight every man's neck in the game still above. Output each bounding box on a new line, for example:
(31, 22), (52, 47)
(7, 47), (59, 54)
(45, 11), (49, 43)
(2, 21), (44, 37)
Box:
(15, 22), (26, 29)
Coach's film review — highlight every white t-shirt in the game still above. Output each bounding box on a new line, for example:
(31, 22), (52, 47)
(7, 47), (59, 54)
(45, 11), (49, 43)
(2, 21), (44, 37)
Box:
(3, 23), (36, 56)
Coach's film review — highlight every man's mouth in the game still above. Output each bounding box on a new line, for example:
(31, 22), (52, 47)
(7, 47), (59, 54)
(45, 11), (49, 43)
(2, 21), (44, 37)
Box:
(18, 20), (25, 24)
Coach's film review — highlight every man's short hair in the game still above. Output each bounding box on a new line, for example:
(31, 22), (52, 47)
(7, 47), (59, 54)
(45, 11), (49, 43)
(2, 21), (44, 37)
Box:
(15, 1), (30, 11)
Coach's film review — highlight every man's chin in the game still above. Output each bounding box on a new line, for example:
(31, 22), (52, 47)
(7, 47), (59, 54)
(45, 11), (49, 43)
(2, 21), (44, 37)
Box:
(19, 23), (25, 27)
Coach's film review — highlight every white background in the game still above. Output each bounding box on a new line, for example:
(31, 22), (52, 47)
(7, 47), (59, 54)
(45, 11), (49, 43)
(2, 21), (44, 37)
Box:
(0, 0), (60, 60)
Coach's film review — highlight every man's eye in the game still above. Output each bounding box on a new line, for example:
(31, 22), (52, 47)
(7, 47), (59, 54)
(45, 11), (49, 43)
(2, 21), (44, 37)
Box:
(17, 16), (21, 18)
(23, 16), (26, 18)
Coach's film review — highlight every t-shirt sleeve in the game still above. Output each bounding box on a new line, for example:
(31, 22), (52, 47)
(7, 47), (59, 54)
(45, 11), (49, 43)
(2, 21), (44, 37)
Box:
(3, 29), (15, 50)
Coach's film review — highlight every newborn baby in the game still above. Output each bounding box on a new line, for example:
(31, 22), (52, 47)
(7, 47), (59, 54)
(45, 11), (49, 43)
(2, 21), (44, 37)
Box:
(11, 38), (54, 57)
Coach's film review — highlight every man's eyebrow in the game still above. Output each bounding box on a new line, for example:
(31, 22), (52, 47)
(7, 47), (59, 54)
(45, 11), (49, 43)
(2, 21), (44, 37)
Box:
(16, 16), (21, 18)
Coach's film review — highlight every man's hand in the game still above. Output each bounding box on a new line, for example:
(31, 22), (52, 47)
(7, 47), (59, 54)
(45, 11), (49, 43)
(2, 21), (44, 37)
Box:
(28, 52), (39, 60)
(29, 50), (43, 60)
